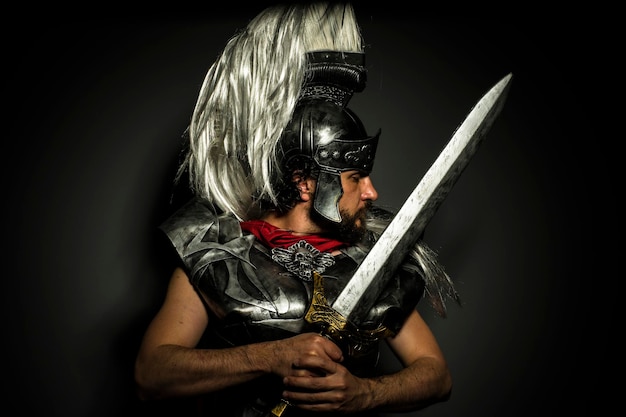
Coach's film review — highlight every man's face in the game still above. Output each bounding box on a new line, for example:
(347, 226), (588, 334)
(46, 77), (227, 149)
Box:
(310, 170), (378, 243)
(337, 170), (378, 226)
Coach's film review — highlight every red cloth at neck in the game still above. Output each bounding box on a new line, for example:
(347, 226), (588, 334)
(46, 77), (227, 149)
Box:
(240, 219), (346, 253)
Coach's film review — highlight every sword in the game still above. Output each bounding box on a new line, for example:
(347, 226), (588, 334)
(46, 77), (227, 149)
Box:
(333, 72), (513, 322)
(269, 73), (512, 417)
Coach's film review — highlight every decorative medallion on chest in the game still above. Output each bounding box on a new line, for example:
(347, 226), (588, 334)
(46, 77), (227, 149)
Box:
(271, 240), (335, 281)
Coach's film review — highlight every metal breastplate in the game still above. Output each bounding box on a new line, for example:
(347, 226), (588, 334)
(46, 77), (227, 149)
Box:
(160, 198), (424, 350)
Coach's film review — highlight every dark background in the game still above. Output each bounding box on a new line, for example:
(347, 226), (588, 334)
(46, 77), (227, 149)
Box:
(5, 6), (616, 417)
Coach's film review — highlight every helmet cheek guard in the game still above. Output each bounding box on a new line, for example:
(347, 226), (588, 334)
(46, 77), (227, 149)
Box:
(313, 172), (344, 222)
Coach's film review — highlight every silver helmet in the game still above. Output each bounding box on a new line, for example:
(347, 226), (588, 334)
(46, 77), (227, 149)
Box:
(278, 51), (380, 223)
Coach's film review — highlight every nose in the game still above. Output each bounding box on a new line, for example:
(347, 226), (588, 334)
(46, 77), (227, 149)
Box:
(361, 176), (378, 202)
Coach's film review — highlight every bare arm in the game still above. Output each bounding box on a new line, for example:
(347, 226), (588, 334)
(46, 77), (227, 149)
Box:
(134, 267), (343, 400)
(368, 309), (452, 411)
(281, 309), (452, 413)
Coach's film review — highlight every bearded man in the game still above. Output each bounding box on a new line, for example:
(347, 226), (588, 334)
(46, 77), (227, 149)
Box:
(135, 3), (459, 416)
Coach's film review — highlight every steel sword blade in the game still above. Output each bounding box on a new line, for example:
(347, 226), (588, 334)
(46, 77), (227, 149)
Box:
(332, 73), (513, 321)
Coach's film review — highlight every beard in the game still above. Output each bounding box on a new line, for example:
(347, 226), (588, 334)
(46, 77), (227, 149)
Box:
(310, 202), (371, 245)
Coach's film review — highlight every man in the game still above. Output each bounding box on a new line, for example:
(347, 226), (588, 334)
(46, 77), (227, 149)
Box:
(135, 3), (459, 416)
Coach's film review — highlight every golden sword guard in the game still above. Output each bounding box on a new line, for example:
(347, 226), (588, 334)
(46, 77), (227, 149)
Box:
(305, 271), (394, 357)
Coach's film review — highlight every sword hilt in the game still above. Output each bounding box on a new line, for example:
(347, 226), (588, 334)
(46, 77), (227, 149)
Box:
(268, 271), (393, 416)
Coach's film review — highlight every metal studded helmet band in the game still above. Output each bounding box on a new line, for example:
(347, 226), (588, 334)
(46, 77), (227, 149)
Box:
(278, 51), (380, 223)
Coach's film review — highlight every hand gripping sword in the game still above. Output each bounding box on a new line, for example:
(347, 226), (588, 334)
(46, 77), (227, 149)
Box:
(269, 73), (512, 417)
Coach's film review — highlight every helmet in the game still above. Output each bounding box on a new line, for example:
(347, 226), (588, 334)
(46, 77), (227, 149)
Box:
(279, 98), (380, 223)
(279, 51), (380, 223)
(277, 51), (380, 223)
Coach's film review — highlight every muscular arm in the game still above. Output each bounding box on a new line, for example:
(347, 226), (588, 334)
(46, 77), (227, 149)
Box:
(281, 309), (452, 413)
(368, 309), (452, 411)
(134, 267), (343, 400)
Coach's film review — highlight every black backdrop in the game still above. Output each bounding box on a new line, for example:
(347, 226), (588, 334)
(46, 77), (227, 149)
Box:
(5, 6), (616, 417)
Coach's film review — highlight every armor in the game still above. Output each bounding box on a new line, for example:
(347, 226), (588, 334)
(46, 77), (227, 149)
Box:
(159, 198), (425, 416)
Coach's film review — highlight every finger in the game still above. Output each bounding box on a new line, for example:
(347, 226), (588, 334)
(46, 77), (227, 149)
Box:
(282, 387), (340, 411)
(318, 336), (344, 361)
(289, 366), (322, 378)
(283, 372), (344, 393)
(293, 355), (340, 375)
(301, 333), (343, 361)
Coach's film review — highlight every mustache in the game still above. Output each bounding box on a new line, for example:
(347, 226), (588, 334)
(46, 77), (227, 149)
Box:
(360, 201), (373, 217)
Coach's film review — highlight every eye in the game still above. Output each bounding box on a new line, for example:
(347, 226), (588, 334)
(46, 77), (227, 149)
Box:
(350, 173), (361, 182)
(351, 170), (369, 181)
